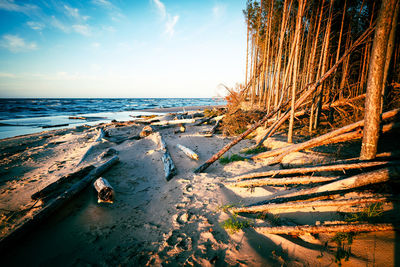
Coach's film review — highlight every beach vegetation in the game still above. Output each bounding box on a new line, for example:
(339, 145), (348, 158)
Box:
(221, 214), (252, 234)
(219, 154), (247, 165)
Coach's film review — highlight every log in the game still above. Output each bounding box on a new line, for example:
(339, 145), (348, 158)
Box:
(176, 144), (199, 160)
(93, 177), (114, 203)
(252, 109), (400, 161)
(151, 118), (196, 126)
(232, 197), (388, 213)
(31, 165), (95, 200)
(254, 223), (395, 235)
(0, 156), (119, 251)
(250, 165), (400, 206)
(227, 176), (339, 188)
(157, 133), (177, 181)
(229, 160), (399, 182)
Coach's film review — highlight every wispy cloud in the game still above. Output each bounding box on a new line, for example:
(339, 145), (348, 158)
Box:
(64, 5), (89, 21)
(27, 21), (45, 31)
(51, 15), (69, 33)
(212, 4), (226, 18)
(165, 15), (179, 37)
(151, 0), (166, 18)
(0, 34), (37, 53)
(0, 0), (38, 15)
(150, 0), (179, 37)
(92, 0), (113, 9)
(72, 24), (91, 36)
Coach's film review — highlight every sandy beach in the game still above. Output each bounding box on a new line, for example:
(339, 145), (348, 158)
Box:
(0, 106), (397, 266)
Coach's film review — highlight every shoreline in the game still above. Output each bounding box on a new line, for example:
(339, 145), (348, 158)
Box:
(0, 104), (225, 140)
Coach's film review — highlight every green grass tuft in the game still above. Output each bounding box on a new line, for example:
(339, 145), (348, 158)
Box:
(219, 154), (247, 165)
(221, 214), (252, 234)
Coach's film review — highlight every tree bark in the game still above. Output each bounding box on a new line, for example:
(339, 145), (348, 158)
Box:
(229, 160), (399, 182)
(360, 0), (398, 160)
(254, 223), (395, 235)
(232, 197), (388, 213)
(228, 175), (339, 188)
(157, 133), (176, 180)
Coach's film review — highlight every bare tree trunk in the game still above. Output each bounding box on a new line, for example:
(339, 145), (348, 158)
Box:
(360, 0), (398, 160)
(255, 223), (395, 235)
(288, 0), (305, 143)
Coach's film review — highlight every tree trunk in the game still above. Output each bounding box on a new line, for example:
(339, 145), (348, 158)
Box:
(232, 197), (388, 214)
(360, 0), (398, 160)
(255, 223), (395, 235)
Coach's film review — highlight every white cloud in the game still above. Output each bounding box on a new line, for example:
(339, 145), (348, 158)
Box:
(27, 21), (44, 31)
(212, 4), (226, 18)
(0, 0), (37, 14)
(64, 5), (89, 21)
(150, 0), (179, 37)
(0, 34), (37, 53)
(151, 0), (166, 18)
(51, 16), (69, 33)
(73, 24), (91, 36)
(92, 0), (113, 9)
(92, 42), (100, 48)
(165, 15), (179, 37)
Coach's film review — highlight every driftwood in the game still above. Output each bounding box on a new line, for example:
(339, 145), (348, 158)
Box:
(254, 223), (394, 235)
(250, 164), (400, 206)
(31, 165), (95, 200)
(152, 118), (196, 126)
(252, 109), (400, 162)
(77, 128), (105, 166)
(232, 197), (388, 213)
(93, 177), (114, 203)
(157, 133), (177, 181)
(0, 156), (119, 251)
(228, 160), (398, 182)
(176, 144), (199, 160)
(228, 175), (339, 188)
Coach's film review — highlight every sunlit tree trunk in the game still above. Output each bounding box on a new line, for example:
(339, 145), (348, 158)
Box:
(360, 0), (398, 160)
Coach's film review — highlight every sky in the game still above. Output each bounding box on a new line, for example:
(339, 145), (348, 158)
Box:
(0, 0), (247, 98)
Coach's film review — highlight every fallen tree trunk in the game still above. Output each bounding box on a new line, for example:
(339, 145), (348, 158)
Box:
(227, 175), (339, 188)
(254, 223), (395, 235)
(94, 177), (114, 203)
(232, 197), (388, 213)
(176, 144), (199, 160)
(158, 133), (177, 180)
(229, 160), (399, 182)
(249, 164), (400, 206)
(0, 156), (119, 251)
(31, 165), (95, 200)
(151, 118), (196, 126)
(252, 109), (400, 161)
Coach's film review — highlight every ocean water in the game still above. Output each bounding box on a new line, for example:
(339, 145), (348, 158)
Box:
(0, 98), (225, 139)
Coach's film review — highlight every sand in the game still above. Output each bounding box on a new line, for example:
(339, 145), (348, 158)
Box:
(0, 108), (397, 266)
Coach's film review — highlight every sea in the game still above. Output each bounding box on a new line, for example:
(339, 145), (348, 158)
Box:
(0, 98), (226, 140)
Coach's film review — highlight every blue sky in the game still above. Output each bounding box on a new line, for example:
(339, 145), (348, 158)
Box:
(0, 0), (246, 98)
